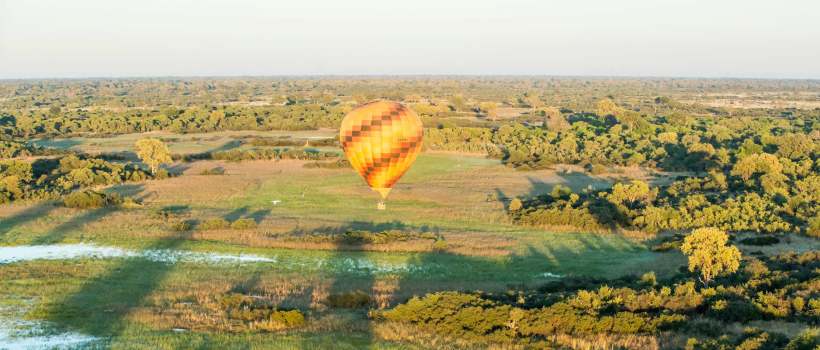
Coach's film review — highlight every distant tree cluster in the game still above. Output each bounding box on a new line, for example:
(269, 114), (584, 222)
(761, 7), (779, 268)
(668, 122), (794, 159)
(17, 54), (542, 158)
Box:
(0, 154), (155, 203)
(480, 100), (820, 236)
(0, 138), (67, 158)
(510, 169), (818, 235)
(428, 100), (818, 173)
(181, 147), (340, 163)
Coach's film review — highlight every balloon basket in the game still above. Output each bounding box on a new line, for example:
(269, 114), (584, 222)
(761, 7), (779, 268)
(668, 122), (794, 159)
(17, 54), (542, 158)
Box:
(377, 200), (386, 211)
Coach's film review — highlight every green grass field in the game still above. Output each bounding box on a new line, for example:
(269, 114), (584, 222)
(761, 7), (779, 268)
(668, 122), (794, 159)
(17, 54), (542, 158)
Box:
(1, 133), (691, 348)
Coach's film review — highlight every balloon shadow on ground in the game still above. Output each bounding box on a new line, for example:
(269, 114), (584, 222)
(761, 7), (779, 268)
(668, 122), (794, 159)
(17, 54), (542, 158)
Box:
(24, 184), (146, 245)
(0, 203), (59, 241)
(42, 229), (194, 338)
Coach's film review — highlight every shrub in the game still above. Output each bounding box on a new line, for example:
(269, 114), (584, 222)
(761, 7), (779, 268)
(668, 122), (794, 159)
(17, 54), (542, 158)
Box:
(303, 160), (349, 169)
(784, 328), (819, 350)
(651, 240), (681, 252)
(63, 190), (120, 208)
(640, 271), (657, 286)
(218, 293), (305, 331)
(266, 310), (305, 329)
(508, 198), (523, 211)
(327, 290), (371, 308)
(432, 239), (449, 251)
(807, 216), (820, 238)
(200, 218), (230, 230)
(586, 163), (607, 175)
(230, 218), (257, 230)
(172, 220), (195, 232)
(743, 258), (770, 278)
(754, 292), (791, 318)
(709, 298), (760, 323)
(199, 167), (225, 175)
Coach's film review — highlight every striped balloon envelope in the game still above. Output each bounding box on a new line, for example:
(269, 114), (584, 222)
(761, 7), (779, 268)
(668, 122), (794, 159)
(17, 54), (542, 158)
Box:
(339, 101), (423, 209)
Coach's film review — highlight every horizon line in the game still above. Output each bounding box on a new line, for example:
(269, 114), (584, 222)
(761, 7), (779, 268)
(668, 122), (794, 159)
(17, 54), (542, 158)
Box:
(2, 74), (820, 82)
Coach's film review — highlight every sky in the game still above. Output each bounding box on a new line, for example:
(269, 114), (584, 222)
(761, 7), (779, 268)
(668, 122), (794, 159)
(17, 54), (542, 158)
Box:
(1, 0), (819, 79)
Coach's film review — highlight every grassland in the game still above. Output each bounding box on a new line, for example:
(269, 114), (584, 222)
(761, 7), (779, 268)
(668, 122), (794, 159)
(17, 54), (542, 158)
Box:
(4, 132), (812, 348)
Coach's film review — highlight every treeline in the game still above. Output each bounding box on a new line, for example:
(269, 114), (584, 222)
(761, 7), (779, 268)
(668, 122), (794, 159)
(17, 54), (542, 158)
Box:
(423, 102), (819, 236)
(510, 165), (819, 236)
(427, 102), (818, 173)
(179, 147), (340, 162)
(0, 154), (156, 203)
(0, 138), (67, 158)
(1, 104), (349, 137)
(5, 78), (818, 138)
(377, 251), (820, 348)
(3, 78), (817, 117)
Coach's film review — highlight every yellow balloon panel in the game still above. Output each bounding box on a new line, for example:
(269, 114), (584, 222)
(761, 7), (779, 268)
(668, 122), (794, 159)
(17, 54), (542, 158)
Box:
(339, 101), (423, 199)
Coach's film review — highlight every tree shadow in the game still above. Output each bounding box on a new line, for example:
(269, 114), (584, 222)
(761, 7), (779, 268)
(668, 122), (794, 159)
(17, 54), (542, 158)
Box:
(386, 242), (581, 312)
(229, 270), (263, 295)
(165, 163), (191, 176)
(501, 173), (627, 232)
(326, 237), (375, 346)
(247, 209), (271, 224)
(223, 206), (249, 222)
(95, 151), (139, 163)
(0, 202), (59, 240)
(657, 143), (718, 173)
(548, 172), (611, 193)
(30, 207), (119, 245)
(43, 230), (193, 338)
(566, 113), (611, 129)
(285, 220), (439, 238)
(28, 138), (84, 151)
(28, 184), (145, 245)
(220, 206), (270, 225)
(494, 188), (511, 211)
(208, 140), (243, 153)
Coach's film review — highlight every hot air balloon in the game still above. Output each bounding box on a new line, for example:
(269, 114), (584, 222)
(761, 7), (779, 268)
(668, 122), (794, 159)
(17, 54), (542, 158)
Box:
(340, 101), (423, 210)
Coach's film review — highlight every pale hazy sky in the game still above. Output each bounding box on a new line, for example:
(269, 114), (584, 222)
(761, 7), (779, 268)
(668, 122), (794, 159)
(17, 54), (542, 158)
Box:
(1, 0), (818, 79)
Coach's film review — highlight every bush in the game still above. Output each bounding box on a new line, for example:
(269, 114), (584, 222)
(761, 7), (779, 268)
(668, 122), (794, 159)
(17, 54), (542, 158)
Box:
(200, 218), (230, 230)
(640, 271), (657, 286)
(172, 220), (195, 232)
(267, 310), (306, 329)
(218, 293), (305, 331)
(303, 160), (350, 169)
(327, 290), (371, 308)
(784, 328), (819, 350)
(432, 239), (449, 251)
(807, 216), (820, 238)
(508, 198), (523, 212)
(230, 218), (258, 230)
(199, 167), (225, 175)
(709, 298), (760, 322)
(651, 240), (681, 252)
(586, 163), (607, 175)
(63, 190), (120, 208)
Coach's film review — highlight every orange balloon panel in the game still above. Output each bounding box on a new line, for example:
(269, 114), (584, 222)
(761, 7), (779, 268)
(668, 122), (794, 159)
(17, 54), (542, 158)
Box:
(339, 101), (423, 199)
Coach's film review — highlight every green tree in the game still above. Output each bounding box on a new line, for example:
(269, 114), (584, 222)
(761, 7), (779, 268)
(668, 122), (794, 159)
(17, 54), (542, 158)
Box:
(135, 138), (172, 175)
(776, 133), (815, 160)
(680, 227), (741, 285)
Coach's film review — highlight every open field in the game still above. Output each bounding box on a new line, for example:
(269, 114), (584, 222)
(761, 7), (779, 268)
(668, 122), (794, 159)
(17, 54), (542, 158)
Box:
(0, 141), (703, 348)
